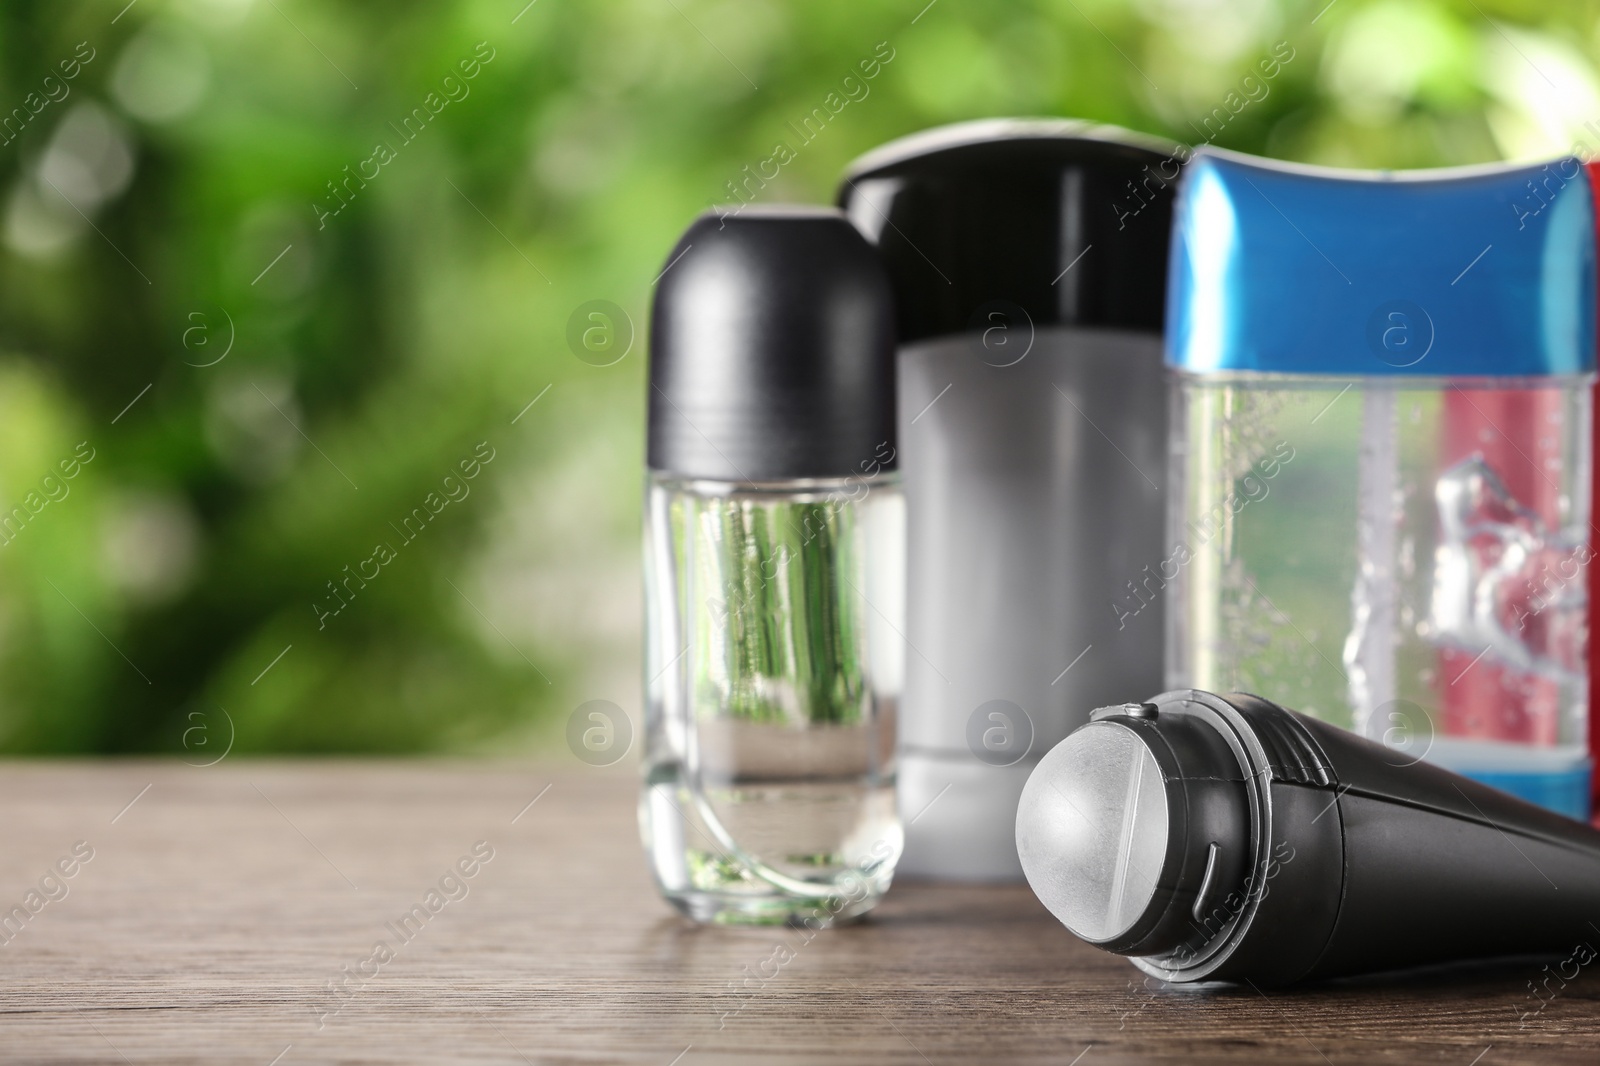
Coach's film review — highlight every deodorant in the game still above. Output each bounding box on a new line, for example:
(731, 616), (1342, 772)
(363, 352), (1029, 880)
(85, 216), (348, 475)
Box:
(838, 119), (1180, 879)
(1017, 689), (1600, 984)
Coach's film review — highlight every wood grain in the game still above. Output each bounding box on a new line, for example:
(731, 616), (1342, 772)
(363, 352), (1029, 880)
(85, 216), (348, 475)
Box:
(0, 759), (1593, 1064)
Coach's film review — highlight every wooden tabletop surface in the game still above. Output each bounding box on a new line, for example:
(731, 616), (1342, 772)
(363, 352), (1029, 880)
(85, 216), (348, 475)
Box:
(0, 759), (1595, 1065)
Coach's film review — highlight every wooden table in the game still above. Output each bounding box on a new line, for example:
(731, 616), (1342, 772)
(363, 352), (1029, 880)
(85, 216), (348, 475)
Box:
(0, 760), (1595, 1064)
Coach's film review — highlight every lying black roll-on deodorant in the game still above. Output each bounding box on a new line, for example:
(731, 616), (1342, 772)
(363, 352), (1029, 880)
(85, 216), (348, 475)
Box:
(1016, 689), (1600, 984)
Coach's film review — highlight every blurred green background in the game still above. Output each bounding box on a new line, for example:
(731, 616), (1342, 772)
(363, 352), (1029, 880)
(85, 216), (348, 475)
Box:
(0, 0), (1594, 753)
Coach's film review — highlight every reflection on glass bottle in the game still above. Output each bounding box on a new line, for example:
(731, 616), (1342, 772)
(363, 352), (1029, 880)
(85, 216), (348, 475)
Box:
(643, 473), (903, 925)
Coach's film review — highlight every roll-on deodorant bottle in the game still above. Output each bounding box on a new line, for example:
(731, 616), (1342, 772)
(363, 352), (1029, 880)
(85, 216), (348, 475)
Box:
(1017, 690), (1600, 985)
(838, 119), (1180, 879)
(642, 207), (905, 924)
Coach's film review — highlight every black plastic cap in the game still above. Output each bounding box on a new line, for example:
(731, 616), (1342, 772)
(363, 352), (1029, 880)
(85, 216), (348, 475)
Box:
(836, 118), (1182, 344)
(647, 207), (896, 481)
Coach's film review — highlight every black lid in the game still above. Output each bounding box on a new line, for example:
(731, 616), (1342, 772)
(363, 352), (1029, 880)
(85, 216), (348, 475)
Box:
(836, 118), (1182, 344)
(647, 207), (896, 481)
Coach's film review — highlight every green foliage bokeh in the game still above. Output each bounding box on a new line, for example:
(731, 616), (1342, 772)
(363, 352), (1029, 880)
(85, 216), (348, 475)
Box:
(0, 0), (1592, 752)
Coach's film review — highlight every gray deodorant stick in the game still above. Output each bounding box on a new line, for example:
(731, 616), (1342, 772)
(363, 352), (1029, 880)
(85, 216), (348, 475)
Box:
(837, 119), (1181, 879)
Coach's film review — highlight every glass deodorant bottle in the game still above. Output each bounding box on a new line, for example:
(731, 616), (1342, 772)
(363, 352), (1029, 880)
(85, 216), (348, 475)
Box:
(641, 208), (904, 925)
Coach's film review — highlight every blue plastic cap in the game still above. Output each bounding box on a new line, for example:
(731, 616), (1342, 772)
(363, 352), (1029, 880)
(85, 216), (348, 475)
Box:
(1166, 148), (1597, 377)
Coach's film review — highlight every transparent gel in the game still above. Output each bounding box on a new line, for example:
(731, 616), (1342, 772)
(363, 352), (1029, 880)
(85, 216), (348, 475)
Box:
(1167, 376), (1593, 817)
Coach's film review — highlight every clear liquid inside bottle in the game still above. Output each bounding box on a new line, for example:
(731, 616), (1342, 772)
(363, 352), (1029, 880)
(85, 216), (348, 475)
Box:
(641, 473), (904, 925)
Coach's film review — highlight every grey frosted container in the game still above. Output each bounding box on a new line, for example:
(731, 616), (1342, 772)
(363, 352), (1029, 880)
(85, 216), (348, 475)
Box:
(838, 119), (1179, 879)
